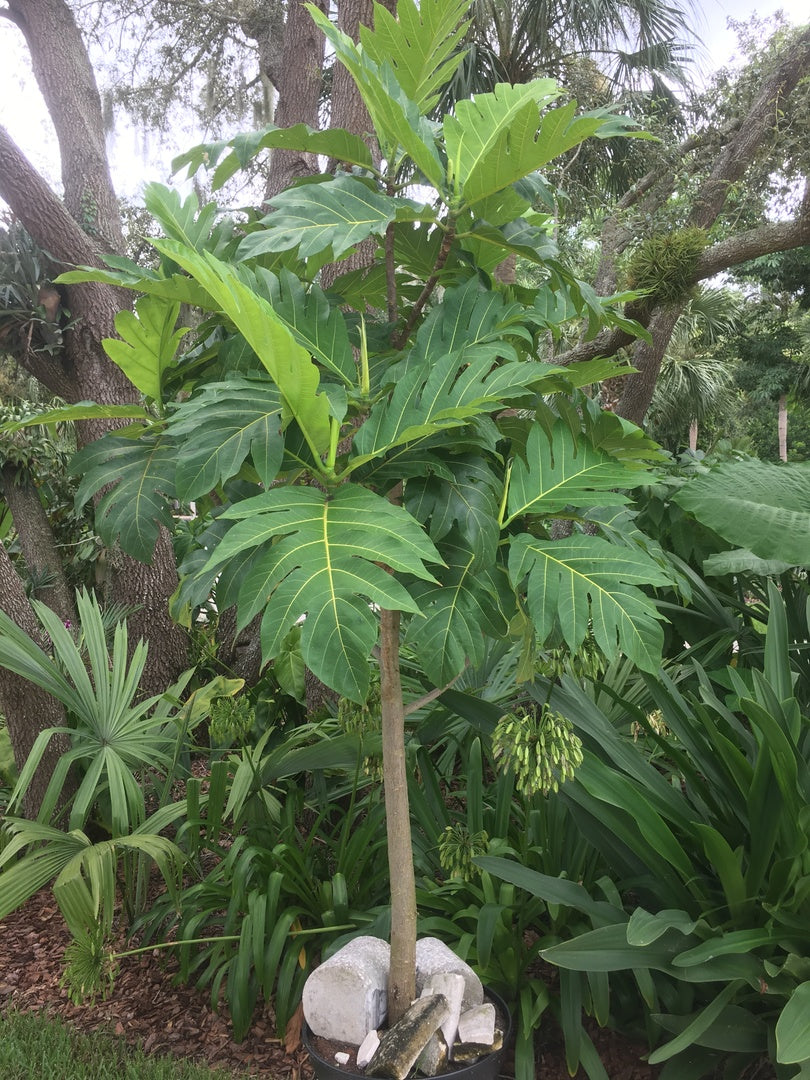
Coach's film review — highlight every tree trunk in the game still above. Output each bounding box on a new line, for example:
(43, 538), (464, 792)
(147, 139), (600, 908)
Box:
(616, 305), (685, 427)
(778, 393), (788, 462)
(263, 0), (328, 201)
(0, 0), (189, 785)
(0, 466), (77, 627)
(688, 418), (698, 453)
(379, 608), (416, 1026)
(7, 0), (124, 253)
(0, 544), (73, 819)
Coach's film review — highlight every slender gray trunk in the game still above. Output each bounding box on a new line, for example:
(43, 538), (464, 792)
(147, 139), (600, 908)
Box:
(379, 608), (416, 1025)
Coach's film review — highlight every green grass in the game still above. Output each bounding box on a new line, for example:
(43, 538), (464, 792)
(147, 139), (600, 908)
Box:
(0, 1011), (241, 1080)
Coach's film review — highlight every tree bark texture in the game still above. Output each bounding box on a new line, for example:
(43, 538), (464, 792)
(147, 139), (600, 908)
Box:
(0, 2), (189, 761)
(263, 0), (328, 200)
(0, 466), (77, 627)
(0, 543), (73, 819)
(778, 393), (788, 462)
(7, 0), (124, 252)
(379, 608), (416, 1026)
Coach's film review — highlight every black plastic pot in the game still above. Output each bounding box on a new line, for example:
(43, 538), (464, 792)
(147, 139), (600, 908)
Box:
(303, 987), (512, 1080)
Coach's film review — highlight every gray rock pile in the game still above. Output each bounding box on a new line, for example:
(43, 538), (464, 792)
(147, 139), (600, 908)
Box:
(302, 936), (504, 1079)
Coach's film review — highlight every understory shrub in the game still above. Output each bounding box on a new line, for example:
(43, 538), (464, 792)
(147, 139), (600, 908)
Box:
(483, 584), (810, 1079)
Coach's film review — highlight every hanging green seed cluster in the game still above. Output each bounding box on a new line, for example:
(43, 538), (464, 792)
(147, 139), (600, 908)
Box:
(338, 677), (382, 778)
(60, 925), (118, 1005)
(209, 695), (255, 746)
(438, 823), (490, 881)
(493, 704), (583, 796)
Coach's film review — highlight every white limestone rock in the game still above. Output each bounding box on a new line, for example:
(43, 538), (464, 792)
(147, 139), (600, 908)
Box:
(357, 1029), (381, 1068)
(302, 936), (390, 1045)
(415, 1028), (448, 1077)
(457, 1003), (497, 1046)
(421, 971), (465, 1056)
(414, 938), (484, 1010)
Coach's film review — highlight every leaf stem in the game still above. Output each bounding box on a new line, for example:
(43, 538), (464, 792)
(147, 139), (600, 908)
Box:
(498, 460), (512, 528)
(403, 661), (469, 717)
(392, 219), (456, 350)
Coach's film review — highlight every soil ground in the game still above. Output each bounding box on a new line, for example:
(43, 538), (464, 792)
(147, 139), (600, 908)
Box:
(0, 888), (662, 1079)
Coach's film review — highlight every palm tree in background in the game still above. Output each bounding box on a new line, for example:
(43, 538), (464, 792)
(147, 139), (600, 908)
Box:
(646, 286), (742, 451)
(451, 0), (696, 90)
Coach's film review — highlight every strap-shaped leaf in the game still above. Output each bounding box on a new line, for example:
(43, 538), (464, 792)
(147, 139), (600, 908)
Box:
(405, 532), (510, 686)
(509, 533), (669, 672)
(150, 240), (331, 461)
(72, 430), (177, 562)
(239, 175), (399, 261)
(359, 0), (470, 112)
(205, 485), (442, 701)
(169, 377), (284, 500)
(103, 294), (186, 404)
(505, 423), (639, 525)
(673, 459), (810, 568)
(350, 352), (547, 469)
(405, 454), (501, 561)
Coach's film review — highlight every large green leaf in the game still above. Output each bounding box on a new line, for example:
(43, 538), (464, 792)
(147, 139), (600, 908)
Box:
(444, 80), (559, 204)
(72, 430), (177, 562)
(504, 423), (638, 525)
(103, 294), (186, 404)
(404, 532), (510, 685)
(405, 454), (501, 560)
(150, 241), (331, 461)
(239, 175), (400, 261)
(0, 402), (148, 430)
(446, 87), (643, 210)
(410, 277), (531, 367)
(359, 0), (470, 112)
(777, 982), (810, 1064)
(143, 183), (219, 251)
(173, 123), (375, 189)
(509, 533), (669, 672)
(307, 5), (446, 188)
(168, 376), (284, 500)
(673, 460), (810, 568)
(204, 485), (442, 701)
(349, 352), (549, 470)
(261, 269), (356, 385)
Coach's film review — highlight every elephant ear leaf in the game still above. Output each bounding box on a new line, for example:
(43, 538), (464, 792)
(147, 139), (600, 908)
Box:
(204, 484), (442, 702)
(509, 533), (670, 672)
(72, 430), (177, 563)
(673, 459), (810, 569)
